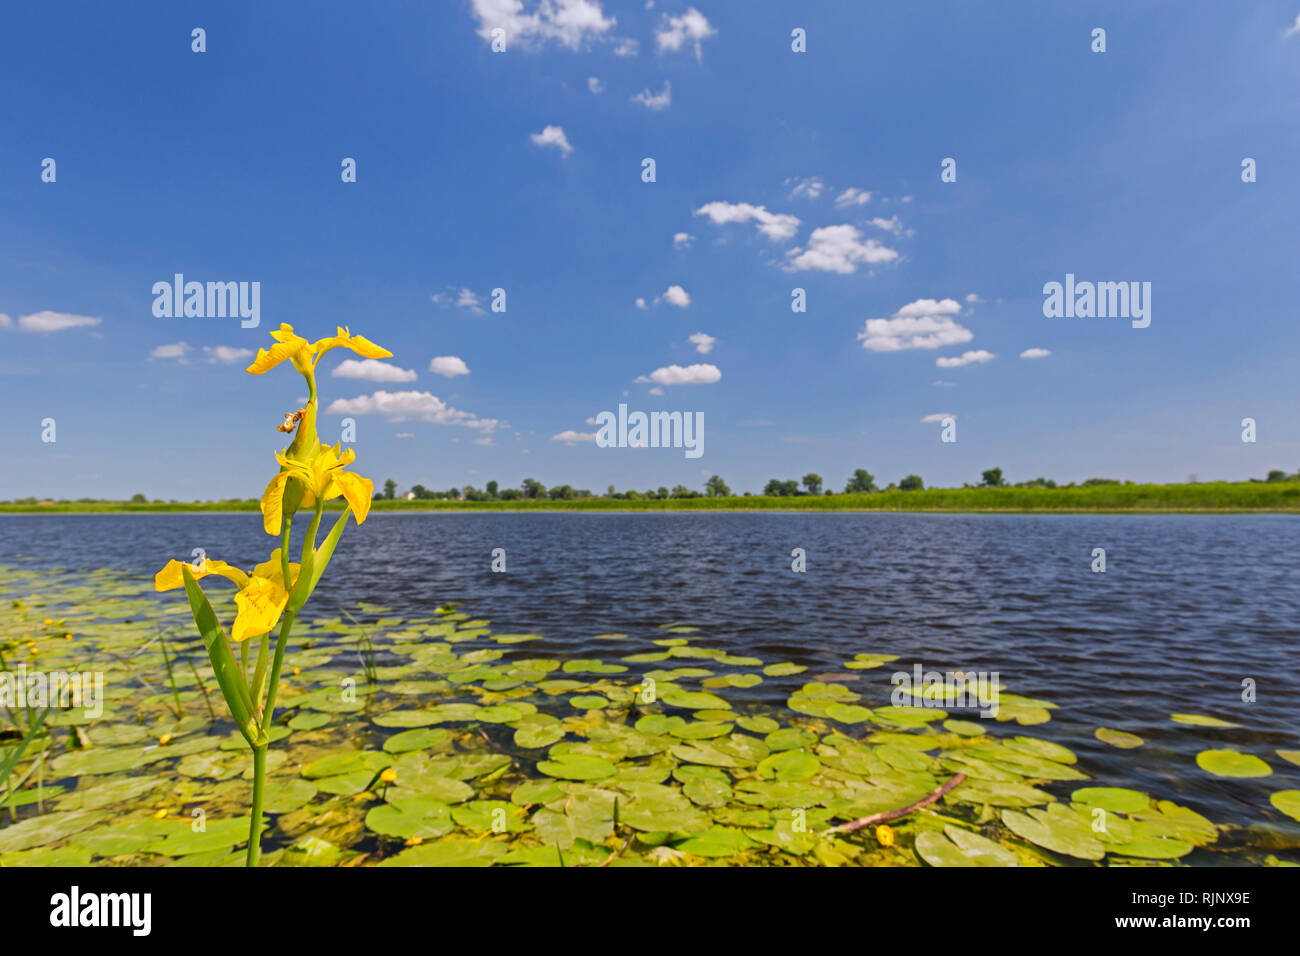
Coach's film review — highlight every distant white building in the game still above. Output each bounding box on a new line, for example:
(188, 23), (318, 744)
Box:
(402, 491), (416, 500)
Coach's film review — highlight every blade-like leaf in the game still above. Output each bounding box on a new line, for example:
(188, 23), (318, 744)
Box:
(182, 565), (260, 744)
(0, 707), (50, 782)
(291, 506), (352, 610)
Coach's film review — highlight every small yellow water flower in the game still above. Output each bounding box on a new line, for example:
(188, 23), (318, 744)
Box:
(260, 443), (372, 535)
(28, 647), (38, 656)
(245, 323), (390, 377)
(380, 768), (397, 784)
(406, 836), (424, 847)
(159, 734), (172, 745)
(876, 824), (895, 847)
(293, 668), (301, 676)
(154, 808), (168, 819)
(43, 617), (53, 626)
(154, 550), (301, 642)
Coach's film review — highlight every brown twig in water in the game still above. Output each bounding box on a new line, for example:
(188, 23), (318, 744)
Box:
(820, 772), (966, 836)
(598, 831), (634, 868)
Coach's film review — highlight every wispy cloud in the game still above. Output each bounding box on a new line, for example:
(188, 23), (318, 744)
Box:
(2, 310), (102, 333)
(636, 363), (721, 385)
(858, 298), (971, 352)
(694, 200), (800, 241)
(834, 187), (872, 207)
(327, 390), (500, 431)
(469, 0), (616, 51)
(431, 287), (486, 314)
(657, 284), (691, 308)
(429, 355), (470, 377)
(688, 332), (716, 354)
(552, 429), (598, 445)
(1020, 348), (1052, 360)
(656, 7), (715, 59)
(150, 342), (190, 362)
(936, 349), (994, 368)
(530, 124), (573, 155)
(204, 345), (253, 365)
(787, 176), (825, 200)
(631, 81), (671, 110)
(785, 224), (898, 274)
(332, 358), (417, 382)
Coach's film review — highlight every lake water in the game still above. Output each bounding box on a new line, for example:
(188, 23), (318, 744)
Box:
(2, 511), (1298, 859)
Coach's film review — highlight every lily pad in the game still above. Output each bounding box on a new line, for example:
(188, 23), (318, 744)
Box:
(1195, 749), (1271, 778)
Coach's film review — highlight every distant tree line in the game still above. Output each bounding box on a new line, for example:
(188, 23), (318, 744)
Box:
(8, 468), (1300, 506)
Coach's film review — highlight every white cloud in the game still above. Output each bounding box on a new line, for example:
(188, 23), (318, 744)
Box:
(658, 284), (691, 308)
(788, 176), (825, 200)
(429, 355), (470, 377)
(835, 187), (872, 207)
(631, 81), (671, 110)
(151, 342), (190, 361)
(530, 124), (573, 155)
(921, 413), (956, 423)
(431, 287), (485, 314)
(634, 297), (648, 309)
(327, 390), (500, 431)
(4, 310), (102, 333)
(868, 215), (904, 235)
(932, 380), (957, 387)
(672, 232), (694, 248)
(470, 0), (615, 50)
(636, 363), (721, 385)
(473, 436), (495, 446)
(656, 7), (715, 58)
(1287, 13), (1300, 37)
(332, 358), (417, 382)
(857, 298), (972, 352)
(936, 349), (994, 368)
(587, 76), (604, 93)
(1020, 348), (1052, 360)
(965, 292), (982, 303)
(613, 37), (638, 56)
(204, 345), (253, 365)
(694, 200), (800, 241)
(785, 224), (899, 274)
(688, 332), (716, 354)
(552, 429), (599, 445)
(395, 432), (414, 439)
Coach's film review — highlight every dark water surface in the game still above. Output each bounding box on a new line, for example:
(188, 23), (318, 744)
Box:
(3, 511), (1298, 847)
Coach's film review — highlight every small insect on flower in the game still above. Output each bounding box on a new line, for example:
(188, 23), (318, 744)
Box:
(277, 408), (307, 434)
(876, 824), (895, 847)
(380, 768), (398, 784)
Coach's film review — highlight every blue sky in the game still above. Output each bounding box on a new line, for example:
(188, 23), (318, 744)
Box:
(3, 1), (1300, 500)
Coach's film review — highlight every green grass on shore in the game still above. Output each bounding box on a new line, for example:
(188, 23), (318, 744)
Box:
(4, 481), (1300, 514)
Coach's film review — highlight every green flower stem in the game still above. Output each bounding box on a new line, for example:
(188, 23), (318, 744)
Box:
(247, 743), (267, 867)
(250, 631), (271, 717)
(280, 524), (292, 592)
(262, 609), (296, 730)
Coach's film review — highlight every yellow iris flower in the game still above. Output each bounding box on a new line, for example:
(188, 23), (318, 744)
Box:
(260, 442), (372, 535)
(154, 550), (300, 643)
(245, 323), (391, 376)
